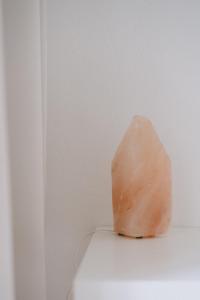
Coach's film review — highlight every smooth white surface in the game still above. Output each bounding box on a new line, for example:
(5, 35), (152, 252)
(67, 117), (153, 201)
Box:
(2, 1), (46, 299)
(71, 228), (200, 300)
(0, 1), (15, 299)
(46, 1), (200, 298)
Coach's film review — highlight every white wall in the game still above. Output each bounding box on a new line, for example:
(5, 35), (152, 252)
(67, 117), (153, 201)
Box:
(2, 1), (46, 299)
(0, 1), (15, 299)
(46, 1), (200, 299)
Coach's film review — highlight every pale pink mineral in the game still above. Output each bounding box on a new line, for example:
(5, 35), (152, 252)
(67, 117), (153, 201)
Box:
(112, 116), (171, 238)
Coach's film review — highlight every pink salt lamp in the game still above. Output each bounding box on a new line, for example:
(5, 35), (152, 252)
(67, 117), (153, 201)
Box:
(112, 116), (171, 238)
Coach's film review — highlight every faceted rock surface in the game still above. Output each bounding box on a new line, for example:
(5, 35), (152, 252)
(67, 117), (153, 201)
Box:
(112, 116), (171, 238)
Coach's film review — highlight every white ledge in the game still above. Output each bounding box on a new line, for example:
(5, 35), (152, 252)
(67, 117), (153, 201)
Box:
(70, 227), (200, 299)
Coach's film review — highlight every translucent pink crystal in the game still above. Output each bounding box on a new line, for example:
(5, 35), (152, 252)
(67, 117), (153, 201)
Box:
(112, 116), (171, 238)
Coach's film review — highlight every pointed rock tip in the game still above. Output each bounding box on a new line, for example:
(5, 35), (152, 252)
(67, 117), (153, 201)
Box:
(132, 115), (153, 128)
(133, 115), (151, 122)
